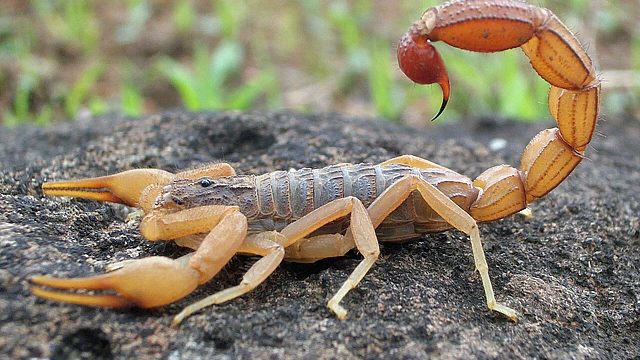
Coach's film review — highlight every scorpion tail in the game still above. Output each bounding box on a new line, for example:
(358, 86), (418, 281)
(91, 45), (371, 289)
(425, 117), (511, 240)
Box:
(398, 0), (600, 222)
(397, 29), (450, 121)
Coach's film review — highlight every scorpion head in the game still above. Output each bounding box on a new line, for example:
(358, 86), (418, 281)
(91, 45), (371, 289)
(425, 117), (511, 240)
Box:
(156, 177), (216, 209)
(156, 176), (257, 213)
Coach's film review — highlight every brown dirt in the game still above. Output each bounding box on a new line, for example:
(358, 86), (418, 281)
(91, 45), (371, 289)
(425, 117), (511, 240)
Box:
(0, 111), (638, 359)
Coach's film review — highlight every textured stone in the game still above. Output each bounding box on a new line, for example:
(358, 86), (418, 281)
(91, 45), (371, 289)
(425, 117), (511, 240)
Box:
(1, 111), (638, 359)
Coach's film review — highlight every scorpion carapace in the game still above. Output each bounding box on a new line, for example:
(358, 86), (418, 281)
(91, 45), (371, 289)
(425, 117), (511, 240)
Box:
(31, 0), (599, 327)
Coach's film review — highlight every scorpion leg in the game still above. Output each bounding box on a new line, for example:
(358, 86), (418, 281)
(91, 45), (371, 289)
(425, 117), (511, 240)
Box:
(279, 197), (379, 319)
(380, 154), (447, 170)
(139, 205), (238, 240)
(284, 234), (356, 263)
(31, 206), (247, 311)
(365, 174), (517, 321)
(171, 231), (286, 327)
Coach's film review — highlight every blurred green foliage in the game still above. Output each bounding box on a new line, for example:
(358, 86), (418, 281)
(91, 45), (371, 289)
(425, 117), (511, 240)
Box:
(0, 0), (637, 126)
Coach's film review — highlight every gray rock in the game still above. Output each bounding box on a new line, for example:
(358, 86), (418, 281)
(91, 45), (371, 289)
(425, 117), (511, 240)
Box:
(1, 111), (638, 359)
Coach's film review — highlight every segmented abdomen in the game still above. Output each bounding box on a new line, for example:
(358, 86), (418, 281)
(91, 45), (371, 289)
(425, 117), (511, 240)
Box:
(245, 163), (477, 242)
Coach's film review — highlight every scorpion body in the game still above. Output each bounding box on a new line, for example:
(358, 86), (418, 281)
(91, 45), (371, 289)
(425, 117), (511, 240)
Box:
(31, 0), (600, 327)
(169, 163), (477, 245)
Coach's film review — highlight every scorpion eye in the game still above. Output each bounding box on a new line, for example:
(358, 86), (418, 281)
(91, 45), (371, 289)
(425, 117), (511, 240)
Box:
(198, 177), (213, 188)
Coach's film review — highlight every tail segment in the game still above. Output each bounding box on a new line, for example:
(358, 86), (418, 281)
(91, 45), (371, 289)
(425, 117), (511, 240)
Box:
(397, 0), (599, 222)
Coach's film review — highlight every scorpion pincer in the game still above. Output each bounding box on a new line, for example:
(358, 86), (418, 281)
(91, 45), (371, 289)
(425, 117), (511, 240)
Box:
(32, 0), (599, 327)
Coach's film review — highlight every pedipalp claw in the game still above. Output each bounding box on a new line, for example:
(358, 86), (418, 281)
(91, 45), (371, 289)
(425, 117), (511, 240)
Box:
(31, 256), (201, 309)
(31, 287), (134, 308)
(42, 169), (175, 207)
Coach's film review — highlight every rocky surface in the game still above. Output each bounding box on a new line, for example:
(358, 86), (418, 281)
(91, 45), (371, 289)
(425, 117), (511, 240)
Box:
(1, 111), (638, 359)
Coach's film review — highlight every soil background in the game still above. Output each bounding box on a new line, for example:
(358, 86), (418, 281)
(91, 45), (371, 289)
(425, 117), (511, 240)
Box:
(1, 111), (639, 359)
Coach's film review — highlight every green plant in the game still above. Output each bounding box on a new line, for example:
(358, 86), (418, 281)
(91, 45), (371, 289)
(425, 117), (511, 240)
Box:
(121, 83), (144, 116)
(4, 73), (54, 126)
(32, 0), (99, 55)
(64, 63), (105, 118)
(0, 1), (635, 126)
(368, 40), (404, 120)
(173, 0), (196, 35)
(156, 41), (278, 111)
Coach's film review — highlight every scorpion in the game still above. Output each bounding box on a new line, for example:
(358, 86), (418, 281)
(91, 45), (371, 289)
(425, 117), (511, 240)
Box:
(32, 0), (599, 327)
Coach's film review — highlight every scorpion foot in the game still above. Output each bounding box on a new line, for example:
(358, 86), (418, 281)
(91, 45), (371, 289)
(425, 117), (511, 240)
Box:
(490, 302), (518, 322)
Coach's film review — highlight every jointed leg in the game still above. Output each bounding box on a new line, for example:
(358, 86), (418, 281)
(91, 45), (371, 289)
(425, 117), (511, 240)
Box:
(284, 234), (355, 263)
(364, 174), (517, 320)
(171, 231), (285, 327)
(279, 197), (379, 319)
(381, 154), (447, 170)
(173, 234), (206, 250)
(140, 205), (239, 241)
(240, 232), (354, 263)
